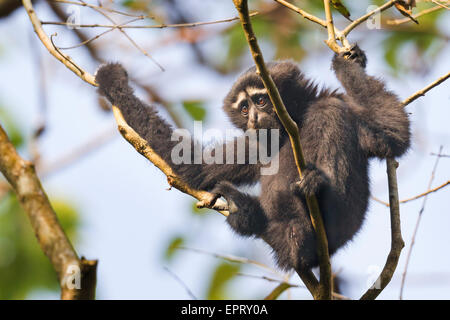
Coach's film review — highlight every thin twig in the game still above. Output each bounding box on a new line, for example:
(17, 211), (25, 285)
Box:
(432, 0), (450, 10)
(179, 246), (280, 276)
(233, 0), (331, 300)
(430, 153), (450, 158)
(386, 5), (444, 25)
(401, 71), (450, 107)
(342, 0), (398, 36)
(41, 12), (259, 29)
(163, 266), (197, 300)
(400, 180), (450, 204)
(56, 17), (143, 50)
(373, 180), (450, 207)
(50, 0), (155, 19)
(399, 146), (444, 299)
(23, 0), (96, 84)
(273, 0), (327, 27)
(78, 0), (164, 71)
(22, 0), (230, 217)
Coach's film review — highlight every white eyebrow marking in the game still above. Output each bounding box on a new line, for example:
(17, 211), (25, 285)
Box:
(231, 87), (267, 110)
(231, 91), (247, 109)
(246, 87), (267, 97)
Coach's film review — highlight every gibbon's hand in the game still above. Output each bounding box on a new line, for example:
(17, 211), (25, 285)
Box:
(290, 164), (329, 197)
(95, 63), (131, 105)
(209, 181), (239, 214)
(333, 44), (367, 70)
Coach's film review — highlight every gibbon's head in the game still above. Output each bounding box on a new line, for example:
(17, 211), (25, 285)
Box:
(223, 60), (316, 132)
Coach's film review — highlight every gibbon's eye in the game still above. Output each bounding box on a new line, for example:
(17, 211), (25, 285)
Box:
(254, 95), (267, 108)
(240, 102), (249, 116)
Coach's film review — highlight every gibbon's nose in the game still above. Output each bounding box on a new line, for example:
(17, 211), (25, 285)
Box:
(248, 107), (258, 128)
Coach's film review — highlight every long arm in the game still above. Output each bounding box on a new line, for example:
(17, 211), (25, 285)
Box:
(332, 46), (411, 158)
(95, 63), (260, 190)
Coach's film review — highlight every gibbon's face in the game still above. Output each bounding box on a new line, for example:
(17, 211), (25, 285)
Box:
(227, 87), (280, 131)
(223, 61), (304, 132)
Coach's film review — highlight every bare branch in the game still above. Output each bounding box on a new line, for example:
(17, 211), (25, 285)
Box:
(273, 0), (327, 27)
(55, 17), (143, 50)
(323, 0), (340, 52)
(179, 246), (280, 276)
(233, 0), (331, 300)
(386, 5), (444, 25)
(42, 12), (259, 29)
(0, 123), (97, 299)
(342, 0), (398, 36)
(78, 0), (164, 71)
(372, 180), (449, 208)
(23, 0), (96, 84)
(361, 158), (404, 300)
(402, 71), (450, 107)
(50, 0), (155, 19)
(400, 180), (450, 204)
(22, 0), (229, 216)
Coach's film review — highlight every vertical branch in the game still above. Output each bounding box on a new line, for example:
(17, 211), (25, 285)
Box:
(0, 123), (97, 299)
(360, 158), (404, 300)
(232, 0), (332, 300)
(323, 0), (339, 52)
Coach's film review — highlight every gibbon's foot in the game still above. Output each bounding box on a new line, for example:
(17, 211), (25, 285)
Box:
(290, 164), (329, 197)
(342, 44), (367, 68)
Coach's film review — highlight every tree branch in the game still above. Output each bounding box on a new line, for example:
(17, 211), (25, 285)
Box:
(232, 0), (332, 300)
(0, 123), (97, 299)
(22, 0), (229, 216)
(360, 158), (404, 300)
(323, 0), (340, 53)
(273, 0), (327, 27)
(401, 71), (450, 107)
(342, 0), (398, 36)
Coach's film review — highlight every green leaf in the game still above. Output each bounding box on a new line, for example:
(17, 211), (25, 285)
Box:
(206, 262), (240, 300)
(331, 0), (351, 21)
(0, 107), (24, 148)
(182, 101), (206, 121)
(164, 236), (185, 261)
(0, 194), (80, 299)
(264, 282), (294, 300)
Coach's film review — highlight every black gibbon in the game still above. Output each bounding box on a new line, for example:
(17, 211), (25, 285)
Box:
(95, 46), (410, 271)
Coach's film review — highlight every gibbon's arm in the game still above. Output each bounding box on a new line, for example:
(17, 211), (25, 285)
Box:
(95, 63), (260, 191)
(332, 46), (411, 158)
(291, 98), (351, 198)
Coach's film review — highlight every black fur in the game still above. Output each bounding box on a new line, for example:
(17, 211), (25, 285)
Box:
(95, 45), (411, 271)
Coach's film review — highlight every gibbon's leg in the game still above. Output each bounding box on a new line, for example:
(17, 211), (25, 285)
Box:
(95, 63), (260, 190)
(209, 181), (268, 237)
(332, 45), (410, 158)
